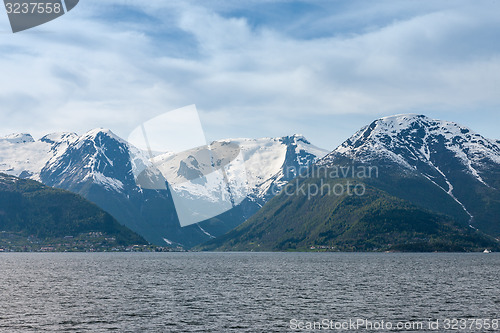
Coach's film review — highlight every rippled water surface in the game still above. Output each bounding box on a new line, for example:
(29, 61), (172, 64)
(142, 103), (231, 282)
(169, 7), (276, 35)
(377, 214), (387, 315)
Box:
(1, 252), (499, 332)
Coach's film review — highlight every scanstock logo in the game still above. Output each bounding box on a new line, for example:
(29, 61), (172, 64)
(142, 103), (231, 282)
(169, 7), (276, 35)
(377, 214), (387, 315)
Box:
(4, 0), (79, 33)
(128, 105), (249, 228)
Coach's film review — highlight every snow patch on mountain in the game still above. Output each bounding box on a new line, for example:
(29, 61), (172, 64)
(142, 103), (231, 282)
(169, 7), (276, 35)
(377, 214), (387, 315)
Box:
(0, 133), (35, 144)
(150, 135), (328, 204)
(424, 161), (474, 223)
(40, 132), (78, 145)
(128, 143), (158, 180)
(1, 128), (327, 227)
(92, 172), (124, 192)
(0, 132), (77, 181)
(198, 224), (216, 239)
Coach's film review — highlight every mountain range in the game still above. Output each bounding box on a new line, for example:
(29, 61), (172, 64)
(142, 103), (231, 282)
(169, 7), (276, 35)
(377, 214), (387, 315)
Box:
(199, 114), (500, 252)
(0, 131), (327, 248)
(2, 114), (499, 251)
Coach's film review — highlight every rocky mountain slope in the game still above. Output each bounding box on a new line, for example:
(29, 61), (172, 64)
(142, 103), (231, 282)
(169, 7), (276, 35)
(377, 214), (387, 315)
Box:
(198, 114), (500, 251)
(198, 178), (498, 252)
(320, 114), (500, 235)
(0, 131), (327, 248)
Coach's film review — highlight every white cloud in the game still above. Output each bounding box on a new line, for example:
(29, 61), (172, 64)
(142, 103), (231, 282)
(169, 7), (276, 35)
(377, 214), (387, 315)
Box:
(0, 0), (499, 149)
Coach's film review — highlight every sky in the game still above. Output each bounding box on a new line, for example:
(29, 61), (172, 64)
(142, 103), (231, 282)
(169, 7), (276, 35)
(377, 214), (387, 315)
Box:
(0, 0), (499, 151)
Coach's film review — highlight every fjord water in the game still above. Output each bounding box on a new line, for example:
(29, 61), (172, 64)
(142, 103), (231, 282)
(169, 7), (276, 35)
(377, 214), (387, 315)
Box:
(1, 253), (499, 332)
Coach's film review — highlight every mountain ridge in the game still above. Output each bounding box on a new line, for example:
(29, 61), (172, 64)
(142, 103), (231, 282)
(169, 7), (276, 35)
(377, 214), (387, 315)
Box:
(198, 114), (500, 252)
(319, 114), (500, 235)
(0, 129), (327, 248)
(0, 173), (147, 250)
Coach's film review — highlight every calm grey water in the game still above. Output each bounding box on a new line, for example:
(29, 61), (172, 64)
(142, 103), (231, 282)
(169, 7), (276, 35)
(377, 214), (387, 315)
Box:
(0, 252), (499, 332)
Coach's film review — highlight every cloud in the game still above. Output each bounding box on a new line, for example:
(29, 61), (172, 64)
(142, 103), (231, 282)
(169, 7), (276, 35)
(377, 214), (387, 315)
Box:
(0, 0), (499, 148)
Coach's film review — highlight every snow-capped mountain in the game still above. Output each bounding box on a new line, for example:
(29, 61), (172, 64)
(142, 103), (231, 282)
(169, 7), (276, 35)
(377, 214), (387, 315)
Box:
(152, 135), (326, 202)
(0, 132), (77, 181)
(0, 130), (327, 247)
(40, 129), (140, 193)
(323, 114), (500, 178)
(247, 135), (328, 202)
(320, 114), (500, 236)
(145, 135), (327, 227)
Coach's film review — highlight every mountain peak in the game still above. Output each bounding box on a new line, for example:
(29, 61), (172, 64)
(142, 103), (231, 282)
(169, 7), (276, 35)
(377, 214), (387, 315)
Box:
(280, 134), (310, 145)
(79, 128), (129, 148)
(40, 132), (79, 144)
(329, 114), (500, 166)
(0, 133), (35, 144)
(371, 114), (477, 138)
(371, 114), (435, 132)
(83, 128), (118, 139)
(380, 113), (426, 120)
